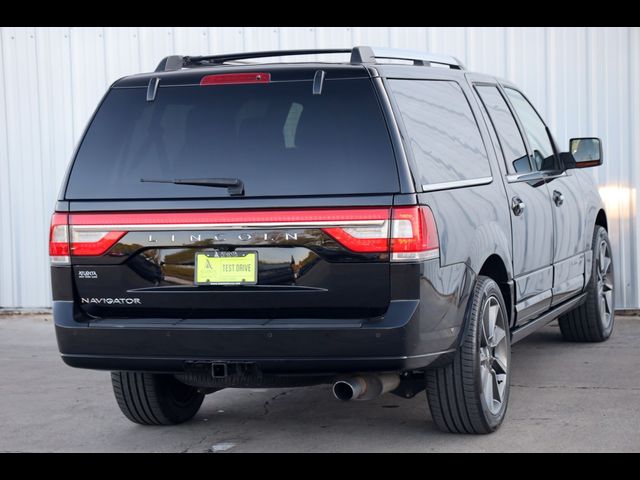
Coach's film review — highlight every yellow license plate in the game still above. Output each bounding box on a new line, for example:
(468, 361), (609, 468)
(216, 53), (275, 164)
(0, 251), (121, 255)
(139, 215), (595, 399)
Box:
(194, 251), (258, 285)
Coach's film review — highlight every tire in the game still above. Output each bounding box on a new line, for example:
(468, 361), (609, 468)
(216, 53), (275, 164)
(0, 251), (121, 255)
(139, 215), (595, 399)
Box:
(426, 275), (511, 434)
(558, 226), (615, 342)
(111, 371), (205, 425)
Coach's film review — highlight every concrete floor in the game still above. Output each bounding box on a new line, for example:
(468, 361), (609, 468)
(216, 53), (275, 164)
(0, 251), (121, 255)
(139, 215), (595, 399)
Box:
(0, 314), (638, 452)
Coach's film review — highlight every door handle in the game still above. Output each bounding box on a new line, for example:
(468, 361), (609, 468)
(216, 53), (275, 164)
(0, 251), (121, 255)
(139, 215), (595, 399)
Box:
(511, 196), (525, 216)
(553, 190), (564, 206)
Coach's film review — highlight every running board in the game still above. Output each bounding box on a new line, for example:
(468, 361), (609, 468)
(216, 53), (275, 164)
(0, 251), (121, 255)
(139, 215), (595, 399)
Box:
(511, 293), (587, 344)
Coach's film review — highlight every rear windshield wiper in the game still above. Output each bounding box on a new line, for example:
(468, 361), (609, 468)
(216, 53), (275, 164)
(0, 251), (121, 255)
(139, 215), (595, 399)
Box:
(141, 177), (244, 196)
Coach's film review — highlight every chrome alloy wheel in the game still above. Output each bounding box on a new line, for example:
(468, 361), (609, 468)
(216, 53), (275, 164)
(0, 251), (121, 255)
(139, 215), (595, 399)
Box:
(596, 239), (614, 329)
(479, 296), (509, 415)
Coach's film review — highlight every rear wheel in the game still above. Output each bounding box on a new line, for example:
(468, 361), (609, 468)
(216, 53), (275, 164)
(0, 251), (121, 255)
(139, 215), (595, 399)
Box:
(558, 226), (614, 342)
(111, 371), (205, 425)
(426, 276), (511, 434)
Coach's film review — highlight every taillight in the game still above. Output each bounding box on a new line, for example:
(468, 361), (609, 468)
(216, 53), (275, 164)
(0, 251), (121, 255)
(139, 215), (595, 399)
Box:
(69, 230), (126, 256)
(389, 206), (439, 261)
(49, 213), (70, 265)
(322, 206), (439, 261)
(49, 212), (125, 264)
(322, 223), (390, 253)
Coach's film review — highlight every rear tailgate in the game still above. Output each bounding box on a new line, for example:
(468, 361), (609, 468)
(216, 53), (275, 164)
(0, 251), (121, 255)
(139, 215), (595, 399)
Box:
(55, 66), (409, 321)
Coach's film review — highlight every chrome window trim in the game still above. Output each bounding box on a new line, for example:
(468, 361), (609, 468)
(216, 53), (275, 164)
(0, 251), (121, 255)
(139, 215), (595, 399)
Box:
(421, 176), (492, 193)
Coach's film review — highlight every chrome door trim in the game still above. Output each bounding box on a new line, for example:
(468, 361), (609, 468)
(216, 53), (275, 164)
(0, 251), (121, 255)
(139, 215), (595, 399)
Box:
(506, 170), (568, 184)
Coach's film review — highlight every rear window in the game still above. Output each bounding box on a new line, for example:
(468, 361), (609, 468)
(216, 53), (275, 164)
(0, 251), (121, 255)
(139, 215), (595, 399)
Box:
(65, 78), (399, 199)
(388, 79), (491, 187)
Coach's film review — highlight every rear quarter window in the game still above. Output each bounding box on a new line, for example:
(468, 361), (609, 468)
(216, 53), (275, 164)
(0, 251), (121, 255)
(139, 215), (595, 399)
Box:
(388, 79), (492, 187)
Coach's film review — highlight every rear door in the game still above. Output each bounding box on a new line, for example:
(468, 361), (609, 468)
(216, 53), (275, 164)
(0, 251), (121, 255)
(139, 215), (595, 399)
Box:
(502, 87), (586, 306)
(471, 80), (555, 324)
(62, 69), (401, 320)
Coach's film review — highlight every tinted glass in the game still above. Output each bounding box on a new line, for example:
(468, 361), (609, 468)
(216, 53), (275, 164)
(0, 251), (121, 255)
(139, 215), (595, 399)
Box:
(504, 88), (557, 171)
(388, 79), (491, 186)
(65, 79), (399, 199)
(475, 85), (531, 174)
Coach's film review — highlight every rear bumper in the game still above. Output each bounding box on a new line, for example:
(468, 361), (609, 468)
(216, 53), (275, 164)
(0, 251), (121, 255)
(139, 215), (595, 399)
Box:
(53, 299), (459, 374)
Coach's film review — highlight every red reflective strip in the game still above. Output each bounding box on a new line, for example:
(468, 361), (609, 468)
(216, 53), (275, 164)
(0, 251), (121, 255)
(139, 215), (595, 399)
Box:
(49, 213), (69, 256)
(200, 72), (271, 86)
(71, 231), (126, 256)
(68, 208), (391, 226)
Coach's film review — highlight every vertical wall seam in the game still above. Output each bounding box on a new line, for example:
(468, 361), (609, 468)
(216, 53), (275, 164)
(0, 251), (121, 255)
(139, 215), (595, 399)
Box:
(67, 27), (76, 143)
(33, 28), (49, 306)
(503, 27), (508, 79)
(544, 27), (550, 122)
(136, 27), (143, 72)
(0, 28), (17, 306)
(464, 27), (469, 67)
(101, 27), (108, 89)
(11, 27), (26, 306)
(628, 27), (638, 306)
(627, 27), (640, 305)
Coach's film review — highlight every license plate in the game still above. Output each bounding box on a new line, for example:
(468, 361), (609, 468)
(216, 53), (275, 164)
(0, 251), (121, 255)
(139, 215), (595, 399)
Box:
(194, 251), (258, 285)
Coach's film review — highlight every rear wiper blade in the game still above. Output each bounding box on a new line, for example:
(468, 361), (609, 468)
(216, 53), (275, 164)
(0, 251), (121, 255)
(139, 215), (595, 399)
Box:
(141, 177), (244, 196)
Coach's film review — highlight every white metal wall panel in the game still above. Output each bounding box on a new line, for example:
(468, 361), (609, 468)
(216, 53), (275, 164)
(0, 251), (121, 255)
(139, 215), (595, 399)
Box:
(631, 27), (640, 306)
(428, 28), (468, 65)
(0, 29), (12, 306)
(0, 27), (638, 308)
(104, 27), (142, 85)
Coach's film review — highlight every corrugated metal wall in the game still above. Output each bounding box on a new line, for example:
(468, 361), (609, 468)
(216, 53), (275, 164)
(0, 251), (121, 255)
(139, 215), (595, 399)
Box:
(1, 27), (638, 309)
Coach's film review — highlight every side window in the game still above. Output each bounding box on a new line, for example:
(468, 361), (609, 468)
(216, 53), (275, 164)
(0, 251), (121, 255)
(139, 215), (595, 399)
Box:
(475, 85), (531, 174)
(388, 79), (492, 187)
(504, 88), (558, 171)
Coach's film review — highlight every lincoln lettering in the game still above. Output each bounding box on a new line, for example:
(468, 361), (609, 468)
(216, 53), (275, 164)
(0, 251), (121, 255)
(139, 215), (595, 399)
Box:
(148, 232), (298, 244)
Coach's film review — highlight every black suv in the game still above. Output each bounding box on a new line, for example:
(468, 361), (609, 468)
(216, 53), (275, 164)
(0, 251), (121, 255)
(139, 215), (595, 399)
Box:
(50, 47), (614, 434)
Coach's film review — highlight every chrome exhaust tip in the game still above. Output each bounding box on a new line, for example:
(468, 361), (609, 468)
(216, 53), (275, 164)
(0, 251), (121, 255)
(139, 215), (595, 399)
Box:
(333, 377), (367, 401)
(332, 374), (400, 401)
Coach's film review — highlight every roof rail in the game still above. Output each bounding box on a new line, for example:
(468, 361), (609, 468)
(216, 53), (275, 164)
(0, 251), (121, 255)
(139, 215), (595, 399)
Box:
(154, 46), (465, 72)
(355, 47), (465, 70)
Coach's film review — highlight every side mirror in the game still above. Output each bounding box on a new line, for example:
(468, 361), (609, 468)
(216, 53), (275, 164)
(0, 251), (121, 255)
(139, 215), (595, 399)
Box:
(564, 137), (603, 169)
